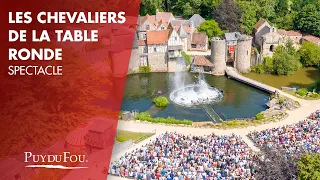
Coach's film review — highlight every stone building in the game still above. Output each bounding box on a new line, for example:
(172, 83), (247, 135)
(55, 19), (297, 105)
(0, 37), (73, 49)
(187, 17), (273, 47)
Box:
(133, 10), (208, 73)
(211, 32), (253, 75)
(190, 32), (209, 51)
(254, 19), (302, 57)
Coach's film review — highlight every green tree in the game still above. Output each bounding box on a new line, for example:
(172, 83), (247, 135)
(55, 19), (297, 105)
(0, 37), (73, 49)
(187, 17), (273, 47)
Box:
(275, 0), (290, 17)
(197, 20), (223, 39)
(294, 3), (320, 37)
(272, 44), (301, 75)
(299, 42), (320, 67)
(140, 0), (164, 15)
(263, 56), (274, 73)
(238, 1), (259, 34)
(297, 153), (320, 180)
(273, 12), (297, 30)
(212, 0), (242, 32)
(256, 0), (276, 20)
(200, 0), (221, 19)
(182, 2), (193, 18)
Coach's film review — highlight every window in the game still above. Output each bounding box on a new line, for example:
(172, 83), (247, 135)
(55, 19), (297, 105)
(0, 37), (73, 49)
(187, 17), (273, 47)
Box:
(154, 47), (157, 52)
(174, 37), (177, 40)
(161, 27), (164, 30)
(146, 25), (150, 30)
(270, 45), (275, 52)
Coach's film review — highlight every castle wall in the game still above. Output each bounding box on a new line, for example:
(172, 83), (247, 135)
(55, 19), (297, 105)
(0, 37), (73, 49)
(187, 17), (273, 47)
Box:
(236, 38), (252, 73)
(211, 39), (227, 75)
(148, 53), (168, 72)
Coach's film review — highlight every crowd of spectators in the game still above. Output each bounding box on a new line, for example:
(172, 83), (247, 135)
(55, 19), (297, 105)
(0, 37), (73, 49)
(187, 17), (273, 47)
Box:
(249, 110), (320, 155)
(109, 132), (256, 180)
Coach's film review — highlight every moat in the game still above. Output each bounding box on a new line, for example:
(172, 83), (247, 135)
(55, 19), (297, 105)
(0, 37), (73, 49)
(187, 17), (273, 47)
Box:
(121, 73), (269, 122)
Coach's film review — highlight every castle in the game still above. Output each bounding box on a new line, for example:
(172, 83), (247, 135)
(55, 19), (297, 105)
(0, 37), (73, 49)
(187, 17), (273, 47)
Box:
(210, 32), (253, 75)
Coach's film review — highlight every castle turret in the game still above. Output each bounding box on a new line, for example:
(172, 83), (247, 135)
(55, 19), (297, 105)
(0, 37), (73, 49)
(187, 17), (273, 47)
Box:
(211, 37), (226, 75)
(236, 36), (252, 73)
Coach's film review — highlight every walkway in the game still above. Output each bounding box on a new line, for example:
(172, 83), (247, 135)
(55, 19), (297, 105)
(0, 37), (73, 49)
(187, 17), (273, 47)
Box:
(225, 67), (300, 101)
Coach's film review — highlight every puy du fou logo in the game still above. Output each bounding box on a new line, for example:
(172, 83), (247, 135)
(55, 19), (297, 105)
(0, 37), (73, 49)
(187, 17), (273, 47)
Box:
(24, 152), (89, 169)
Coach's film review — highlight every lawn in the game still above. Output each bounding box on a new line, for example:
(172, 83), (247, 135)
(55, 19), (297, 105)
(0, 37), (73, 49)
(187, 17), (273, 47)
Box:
(243, 67), (320, 89)
(116, 130), (155, 143)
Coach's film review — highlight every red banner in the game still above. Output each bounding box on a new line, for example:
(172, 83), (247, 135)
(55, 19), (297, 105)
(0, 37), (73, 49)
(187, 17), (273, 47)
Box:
(0, 0), (140, 179)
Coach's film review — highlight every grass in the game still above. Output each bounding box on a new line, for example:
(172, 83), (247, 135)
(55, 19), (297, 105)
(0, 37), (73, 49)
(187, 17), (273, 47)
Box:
(243, 67), (320, 89)
(116, 130), (154, 143)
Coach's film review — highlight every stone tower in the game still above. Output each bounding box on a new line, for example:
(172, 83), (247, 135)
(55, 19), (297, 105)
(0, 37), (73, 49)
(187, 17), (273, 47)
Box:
(211, 37), (227, 75)
(236, 35), (252, 73)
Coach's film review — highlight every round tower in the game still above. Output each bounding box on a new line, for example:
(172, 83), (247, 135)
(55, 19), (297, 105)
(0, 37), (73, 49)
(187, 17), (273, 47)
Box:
(211, 37), (226, 75)
(236, 37), (252, 73)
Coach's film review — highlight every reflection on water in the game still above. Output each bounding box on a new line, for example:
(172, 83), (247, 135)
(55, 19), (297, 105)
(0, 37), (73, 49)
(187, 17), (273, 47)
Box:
(121, 73), (269, 122)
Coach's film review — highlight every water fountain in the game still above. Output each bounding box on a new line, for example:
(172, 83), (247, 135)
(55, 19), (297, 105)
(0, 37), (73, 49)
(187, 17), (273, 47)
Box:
(169, 59), (224, 108)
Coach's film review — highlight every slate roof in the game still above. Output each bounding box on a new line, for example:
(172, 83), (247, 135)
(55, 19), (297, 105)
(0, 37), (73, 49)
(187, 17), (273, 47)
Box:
(225, 32), (240, 41)
(146, 30), (170, 45)
(189, 14), (205, 27)
(192, 56), (213, 67)
(192, 33), (208, 46)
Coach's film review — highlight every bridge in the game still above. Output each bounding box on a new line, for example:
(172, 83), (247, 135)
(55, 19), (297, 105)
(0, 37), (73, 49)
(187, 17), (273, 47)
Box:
(225, 67), (301, 101)
(225, 67), (277, 93)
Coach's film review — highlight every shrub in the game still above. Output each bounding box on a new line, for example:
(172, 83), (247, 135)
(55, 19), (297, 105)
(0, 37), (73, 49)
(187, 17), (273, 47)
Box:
(139, 66), (151, 73)
(134, 112), (192, 125)
(296, 88), (308, 96)
(278, 98), (285, 104)
(252, 64), (265, 74)
(255, 113), (264, 120)
(310, 93), (319, 98)
(135, 112), (152, 121)
(152, 96), (169, 107)
(263, 56), (274, 73)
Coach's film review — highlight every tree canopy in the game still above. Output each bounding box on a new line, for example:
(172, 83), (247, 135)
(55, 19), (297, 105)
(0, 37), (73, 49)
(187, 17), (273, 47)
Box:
(212, 0), (241, 32)
(272, 41), (301, 75)
(197, 20), (223, 39)
(299, 42), (320, 67)
(297, 153), (320, 180)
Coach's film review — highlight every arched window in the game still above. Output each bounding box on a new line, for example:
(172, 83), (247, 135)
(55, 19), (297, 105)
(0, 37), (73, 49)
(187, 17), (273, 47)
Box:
(270, 45), (275, 52)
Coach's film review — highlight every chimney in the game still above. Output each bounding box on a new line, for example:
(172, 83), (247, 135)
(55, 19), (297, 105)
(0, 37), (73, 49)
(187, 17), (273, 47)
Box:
(156, 9), (159, 14)
(190, 21), (195, 33)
